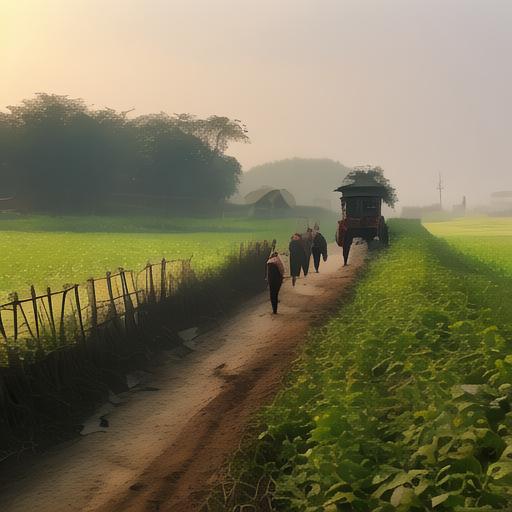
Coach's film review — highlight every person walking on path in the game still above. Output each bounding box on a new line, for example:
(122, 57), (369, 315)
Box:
(342, 232), (354, 266)
(301, 228), (314, 276)
(289, 233), (305, 286)
(311, 229), (328, 272)
(266, 251), (284, 314)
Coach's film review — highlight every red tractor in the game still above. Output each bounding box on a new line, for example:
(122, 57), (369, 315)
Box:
(335, 177), (389, 265)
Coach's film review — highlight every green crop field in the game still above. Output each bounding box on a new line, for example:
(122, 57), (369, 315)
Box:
(210, 220), (512, 511)
(424, 217), (512, 276)
(0, 212), (337, 302)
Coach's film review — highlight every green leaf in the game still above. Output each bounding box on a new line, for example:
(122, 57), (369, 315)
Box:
(488, 461), (512, 480)
(323, 491), (355, 506)
(414, 479), (430, 496)
(373, 472), (410, 499)
(308, 483), (321, 497)
(479, 429), (506, 456)
(371, 467), (402, 485)
(372, 471), (428, 499)
(460, 384), (481, 395)
(390, 485), (415, 507)
(372, 357), (391, 377)
(414, 440), (437, 464)
(432, 493), (450, 507)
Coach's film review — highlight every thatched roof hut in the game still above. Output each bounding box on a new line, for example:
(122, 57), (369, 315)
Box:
(245, 187), (295, 208)
(244, 187), (296, 216)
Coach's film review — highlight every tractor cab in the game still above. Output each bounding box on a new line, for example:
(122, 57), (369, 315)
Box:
(334, 176), (389, 265)
(341, 195), (381, 222)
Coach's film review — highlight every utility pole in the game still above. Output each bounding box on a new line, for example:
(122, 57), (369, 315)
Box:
(437, 173), (444, 209)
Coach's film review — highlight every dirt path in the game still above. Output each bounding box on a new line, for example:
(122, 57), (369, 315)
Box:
(0, 243), (365, 512)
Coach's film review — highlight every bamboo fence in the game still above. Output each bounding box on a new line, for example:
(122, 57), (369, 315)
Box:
(0, 240), (274, 369)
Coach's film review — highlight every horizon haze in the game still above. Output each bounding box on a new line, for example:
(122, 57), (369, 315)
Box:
(2, 0), (512, 209)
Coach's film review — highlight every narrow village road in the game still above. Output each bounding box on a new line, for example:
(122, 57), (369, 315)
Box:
(0, 243), (366, 512)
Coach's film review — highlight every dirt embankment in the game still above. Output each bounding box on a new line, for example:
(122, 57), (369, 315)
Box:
(0, 243), (366, 512)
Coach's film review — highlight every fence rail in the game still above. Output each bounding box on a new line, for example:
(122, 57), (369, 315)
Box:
(0, 240), (274, 368)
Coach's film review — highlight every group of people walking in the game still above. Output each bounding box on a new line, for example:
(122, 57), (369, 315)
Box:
(265, 224), (328, 314)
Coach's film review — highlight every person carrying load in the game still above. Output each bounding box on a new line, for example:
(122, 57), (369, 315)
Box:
(266, 251), (285, 314)
(288, 233), (305, 286)
(311, 227), (328, 272)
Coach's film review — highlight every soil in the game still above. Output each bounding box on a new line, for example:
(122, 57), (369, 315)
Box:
(0, 243), (366, 512)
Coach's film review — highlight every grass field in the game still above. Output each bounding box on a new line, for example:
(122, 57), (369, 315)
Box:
(210, 220), (512, 511)
(0, 212), (337, 302)
(424, 217), (512, 276)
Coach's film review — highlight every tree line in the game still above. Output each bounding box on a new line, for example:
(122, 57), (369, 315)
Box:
(0, 94), (249, 213)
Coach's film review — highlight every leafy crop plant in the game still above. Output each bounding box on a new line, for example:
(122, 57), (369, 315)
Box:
(208, 219), (512, 511)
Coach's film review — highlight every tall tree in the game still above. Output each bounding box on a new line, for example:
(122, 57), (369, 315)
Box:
(0, 94), (248, 213)
(0, 112), (17, 195)
(131, 114), (242, 201)
(5, 94), (114, 212)
(344, 165), (398, 207)
(173, 113), (249, 153)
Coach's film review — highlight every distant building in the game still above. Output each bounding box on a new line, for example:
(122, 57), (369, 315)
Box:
(452, 196), (467, 216)
(244, 187), (296, 216)
(401, 204), (442, 219)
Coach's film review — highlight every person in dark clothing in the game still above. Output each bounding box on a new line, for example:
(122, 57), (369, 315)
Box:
(301, 228), (314, 276)
(311, 230), (328, 272)
(342, 233), (353, 266)
(288, 233), (305, 286)
(266, 251), (284, 313)
(336, 219), (352, 266)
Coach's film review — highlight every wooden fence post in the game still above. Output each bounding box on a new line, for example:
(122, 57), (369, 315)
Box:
(29, 285), (44, 356)
(86, 279), (98, 334)
(105, 272), (122, 331)
(46, 287), (57, 341)
(0, 308), (7, 342)
(160, 258), (167, 301)
(12, 293), (18, 341)
(120, 270), (137, 332)
(59, 288), (71, 343)
(74, 285), (86, 346)
(146, 264), (156, 304)
(30, 285), (40, 340)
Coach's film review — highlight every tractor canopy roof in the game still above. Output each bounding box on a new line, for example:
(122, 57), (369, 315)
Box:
(335, 167), (397, 207)
(335, 174), (387, 199)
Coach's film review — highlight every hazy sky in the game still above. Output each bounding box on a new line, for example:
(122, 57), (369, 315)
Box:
(2, 0), (511, 208)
